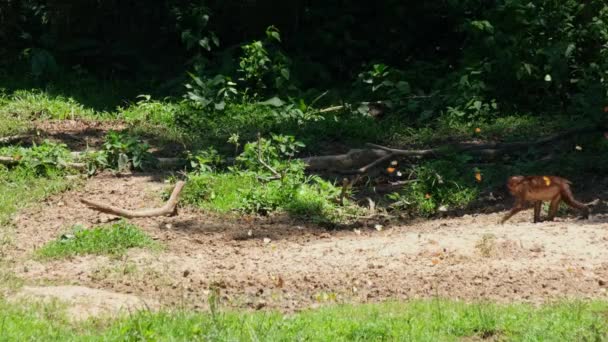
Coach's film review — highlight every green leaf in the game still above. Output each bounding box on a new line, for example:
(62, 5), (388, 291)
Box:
(259, 97), (284, 107)
(280, 68), (290, 80)
(396, 81), (411, 94)
(199, 37), (211, 51)
(117, 153), (129, 171)
(565, 43), (576, 58)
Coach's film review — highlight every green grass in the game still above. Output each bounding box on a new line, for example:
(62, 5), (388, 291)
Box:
(36, 221), (161, 259)
(0, 299), (607, 340)
(0, 89), (103, 120)
(0, 166), (75, 227)
(182, 172), (352, 224)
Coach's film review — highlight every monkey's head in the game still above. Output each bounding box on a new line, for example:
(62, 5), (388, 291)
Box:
(506, 175), (525, 195)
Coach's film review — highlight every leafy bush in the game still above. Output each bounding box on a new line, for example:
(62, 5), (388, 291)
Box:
(238, 26), (292, 98)
(185, 74), (238, 111)
(182, 134), (355, 224)
(117, 95), (181, 125)
(101, 131), (154, 172)
(36, 221), (160, 259)
(15, 140), (73, 177)
(388, 155), (479, 217)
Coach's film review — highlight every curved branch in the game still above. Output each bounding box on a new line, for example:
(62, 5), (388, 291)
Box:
(80, 181), (186, 218)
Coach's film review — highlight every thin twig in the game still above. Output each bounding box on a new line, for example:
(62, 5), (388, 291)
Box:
(339, 152), (395, 175)
(257, 132), (281, 179)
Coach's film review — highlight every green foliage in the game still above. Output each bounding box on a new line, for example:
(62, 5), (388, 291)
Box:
(187, 147), (223, 173)
(0, 89), (99, 119)
(13, 141), (73, 177)
(0, 164), (75, 227)
(184, 74), (237, 110)
(117, 95), (179, 126)
(388, 155), (479, 216)
(354, 63), (411, 114)
(182, 134), (353, 224)
(22, 48), (58, 79)
(36, 221), (160, 259)
(101, 131), (153, 172)
(238, 26), (292, 97)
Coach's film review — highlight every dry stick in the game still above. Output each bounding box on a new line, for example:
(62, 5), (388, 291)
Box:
(339, 175), (361, 205)
(80, 181), (186, 218)
(339, 152), (395, 175)
(0, 156), (87, 170)
(318, 105), (344, 113)
(0, 135), (31, 144)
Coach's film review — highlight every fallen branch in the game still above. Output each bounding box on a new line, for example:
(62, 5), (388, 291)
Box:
(318, 105), (344, 113)
(80, 181), (186, 218)
(0, 156), (86, 170)
(0, 134), (31, 144)
(325, 125), (603, 175)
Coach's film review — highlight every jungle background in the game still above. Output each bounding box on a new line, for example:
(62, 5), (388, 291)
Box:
(0, 1), (608, 340)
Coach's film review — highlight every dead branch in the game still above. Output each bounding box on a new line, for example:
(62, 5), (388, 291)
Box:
(302, 149), (390, 171)
(339, 175), (361, 205)
(80, 181), (186, 218)
(370, 180), (417, 194)
(318, 105), (344, 113)
(0, 135), (31, 144)
(366, 126), (600, 158)
(0, 156), (86, 170)
(340, 152), (395, 175)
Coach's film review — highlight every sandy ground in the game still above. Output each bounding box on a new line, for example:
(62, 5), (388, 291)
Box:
(3, 170), (608, 319)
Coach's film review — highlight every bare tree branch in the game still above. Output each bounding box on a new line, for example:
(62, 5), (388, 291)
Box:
(0, 135), (31, 144)
(0, 156), (87, 170)
(80, 181), (186, 218)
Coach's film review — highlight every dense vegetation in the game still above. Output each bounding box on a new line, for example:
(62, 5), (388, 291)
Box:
(1, 1), (607, 219)
(1, 1), (608, 337)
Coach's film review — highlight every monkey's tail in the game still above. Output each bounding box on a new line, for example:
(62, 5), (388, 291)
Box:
(562, 186), (590, 218)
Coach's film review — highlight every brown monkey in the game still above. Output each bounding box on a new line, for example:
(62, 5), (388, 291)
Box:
(501, 175), (589, 224)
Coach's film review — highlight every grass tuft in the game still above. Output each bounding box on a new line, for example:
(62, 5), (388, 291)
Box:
(36, 221), (160, 259)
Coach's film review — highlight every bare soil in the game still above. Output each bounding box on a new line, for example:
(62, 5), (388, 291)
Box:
(5, 169), (608, 318)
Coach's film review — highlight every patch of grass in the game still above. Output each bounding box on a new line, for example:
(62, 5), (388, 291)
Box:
(0, 166), (76, 227)
(183, 171), (351, 224)
(182, 172), (257, 213)
(0, 299), (607, 340)
(0, 89), (103, 119)
(0, 116), (30, 138)
(36, 221), (161, 260)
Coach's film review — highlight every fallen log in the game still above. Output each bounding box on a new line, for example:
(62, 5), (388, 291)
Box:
(0, 134), (31, 145)
(302, 126), (601, 173)
(80, 181), (186, 218)
(0, 156), (87, 170)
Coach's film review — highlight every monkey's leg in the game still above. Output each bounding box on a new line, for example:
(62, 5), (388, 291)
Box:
(547, 195), (561, 221)
(533, 201), (542, 223)
(501, 200), (524, 224)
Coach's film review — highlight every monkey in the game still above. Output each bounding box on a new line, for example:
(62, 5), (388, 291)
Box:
(500, 175), (589, 224)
